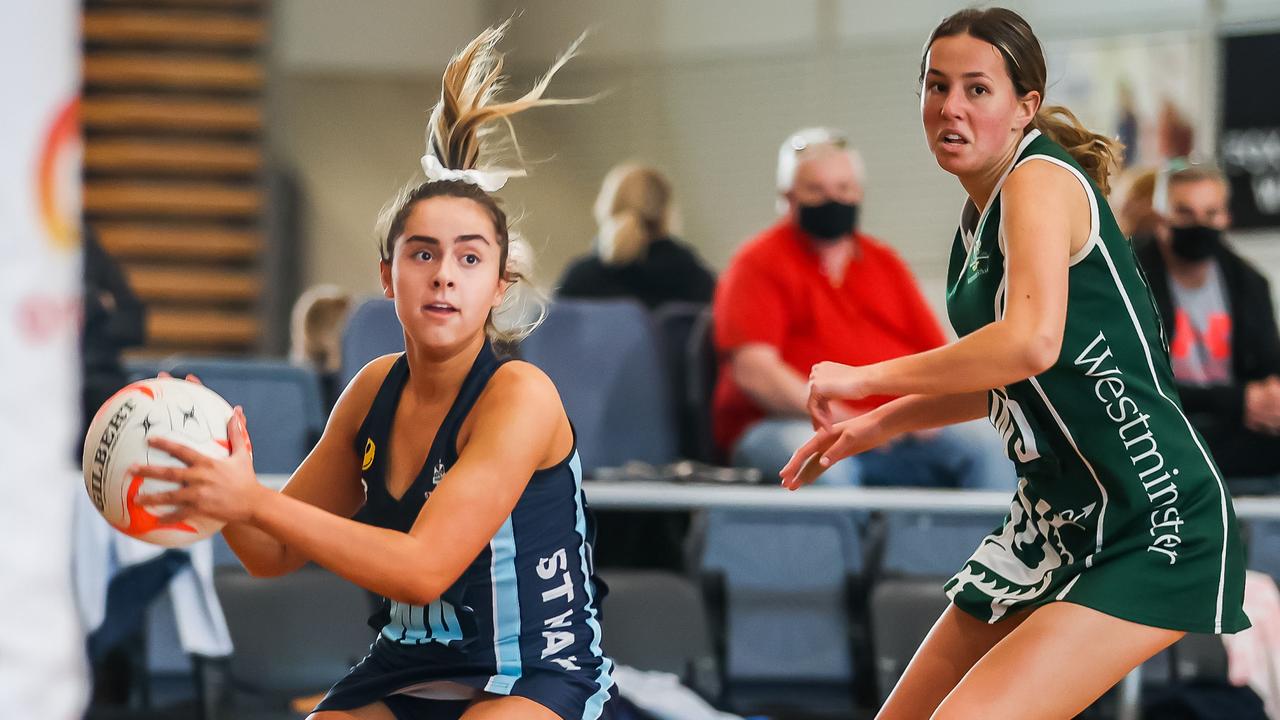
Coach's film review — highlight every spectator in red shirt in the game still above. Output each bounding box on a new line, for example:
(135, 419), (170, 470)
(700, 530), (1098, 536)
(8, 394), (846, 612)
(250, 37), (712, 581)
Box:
(713, 127), (1014, 488)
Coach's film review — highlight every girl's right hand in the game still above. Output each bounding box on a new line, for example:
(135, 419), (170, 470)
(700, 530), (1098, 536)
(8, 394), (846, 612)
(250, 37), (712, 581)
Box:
(807, 362), (875, 431)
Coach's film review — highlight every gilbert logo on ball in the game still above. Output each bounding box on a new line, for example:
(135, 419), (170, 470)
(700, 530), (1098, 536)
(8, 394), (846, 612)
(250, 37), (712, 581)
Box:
(82, 378), (233, 547)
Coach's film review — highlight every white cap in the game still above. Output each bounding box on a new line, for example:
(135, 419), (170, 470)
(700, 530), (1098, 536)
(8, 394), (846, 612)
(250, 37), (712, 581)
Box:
(776, 127), (865, 194)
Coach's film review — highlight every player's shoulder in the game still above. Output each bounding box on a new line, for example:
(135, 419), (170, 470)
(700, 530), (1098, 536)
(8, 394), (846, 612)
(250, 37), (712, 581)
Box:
(484, 360), (561, 407)
(464, 360), (566, 439)
(347, 353), (402, 397)
(1005, 154), (1086, 197)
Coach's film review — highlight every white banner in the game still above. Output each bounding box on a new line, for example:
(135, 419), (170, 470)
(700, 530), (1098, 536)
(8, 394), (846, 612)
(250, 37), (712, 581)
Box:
(0, 2), (88, 717)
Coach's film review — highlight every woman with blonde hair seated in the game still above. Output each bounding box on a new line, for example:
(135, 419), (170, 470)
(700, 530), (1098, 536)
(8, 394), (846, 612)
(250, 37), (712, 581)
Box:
(557, 164), (714, 309)
(289, 284), (352, 408)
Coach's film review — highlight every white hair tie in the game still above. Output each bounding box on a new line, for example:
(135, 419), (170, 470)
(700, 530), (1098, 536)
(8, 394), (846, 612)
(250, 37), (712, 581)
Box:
(421, 154), (525, 192)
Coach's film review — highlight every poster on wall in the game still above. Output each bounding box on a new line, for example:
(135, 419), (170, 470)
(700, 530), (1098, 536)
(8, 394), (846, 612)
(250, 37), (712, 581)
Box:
(1220, 32), (1280, 230)
(1044, 31), (1210, 174)
(0, 2), (87, 717)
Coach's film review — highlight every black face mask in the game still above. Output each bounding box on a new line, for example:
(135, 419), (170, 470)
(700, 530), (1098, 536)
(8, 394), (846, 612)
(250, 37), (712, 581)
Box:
(797, 200), (858, 242)
(1170, 224), (1223, 262)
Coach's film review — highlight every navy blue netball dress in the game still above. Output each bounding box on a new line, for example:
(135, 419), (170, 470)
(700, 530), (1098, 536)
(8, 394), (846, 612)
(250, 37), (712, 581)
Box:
(314, 343), (615, 720)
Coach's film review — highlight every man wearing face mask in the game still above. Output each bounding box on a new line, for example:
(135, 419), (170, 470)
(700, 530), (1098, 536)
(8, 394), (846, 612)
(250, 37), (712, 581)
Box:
(1136, 164), (1280, 482)
(711, 128), (1015, 489)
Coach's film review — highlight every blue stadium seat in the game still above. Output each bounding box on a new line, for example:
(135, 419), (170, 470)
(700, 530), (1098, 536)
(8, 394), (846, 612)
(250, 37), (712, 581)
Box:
(339, 297), (403, 390)
(694, 509), (864, 712)
(870, 577), (950, 702)
(685, 306), (719, 464)
(652, 302), (705, 460)
(123, 357), (161, 383)
(597, 569), (719, 698)
(1246, 518), (1280, 580)
(211, 566), (374, 717)
(161, 358), (325, 475)
(517, 299), (677, 476)
(878, 510), (1006, 578)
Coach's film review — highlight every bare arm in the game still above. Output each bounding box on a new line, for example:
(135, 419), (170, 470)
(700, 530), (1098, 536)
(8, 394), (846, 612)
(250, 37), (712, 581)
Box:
(808, 161), (1086, 405)
(730, 343), (810, 416)
(218, 356), (394, 577)
(141, 361), (570, 605)
(245, 362), (565, 605)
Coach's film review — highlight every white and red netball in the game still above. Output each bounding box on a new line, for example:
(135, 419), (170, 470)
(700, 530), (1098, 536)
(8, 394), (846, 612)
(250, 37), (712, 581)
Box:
(82, 378), (233, 547)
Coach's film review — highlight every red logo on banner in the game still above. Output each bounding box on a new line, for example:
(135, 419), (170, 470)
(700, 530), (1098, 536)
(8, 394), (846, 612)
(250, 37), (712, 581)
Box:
(16, 294), (81, 345)
(37, 97), (80, 252)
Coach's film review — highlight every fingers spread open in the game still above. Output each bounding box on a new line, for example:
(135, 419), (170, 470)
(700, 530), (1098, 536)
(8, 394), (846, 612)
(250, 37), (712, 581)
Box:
(780, 429), (834, 489)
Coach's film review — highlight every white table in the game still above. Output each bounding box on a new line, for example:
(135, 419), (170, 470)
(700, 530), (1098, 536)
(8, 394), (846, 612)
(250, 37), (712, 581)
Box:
(260, 474), (1280, 518)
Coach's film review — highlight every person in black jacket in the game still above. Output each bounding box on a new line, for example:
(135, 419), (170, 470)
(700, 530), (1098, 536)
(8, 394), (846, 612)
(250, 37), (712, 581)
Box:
(1136, 164), (1280, 482)
(82, 224), (146, 434)
(81, 224), (149, 705)
(557, 164), (714, 309)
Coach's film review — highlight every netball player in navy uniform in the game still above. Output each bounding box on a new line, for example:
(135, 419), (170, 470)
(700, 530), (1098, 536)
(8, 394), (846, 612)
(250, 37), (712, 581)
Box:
(130, 24), (614, 720)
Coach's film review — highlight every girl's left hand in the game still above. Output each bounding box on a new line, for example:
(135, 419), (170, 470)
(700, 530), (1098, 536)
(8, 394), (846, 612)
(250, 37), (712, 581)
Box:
(130, 406), (264, 525)
(780, 410), (889, 490)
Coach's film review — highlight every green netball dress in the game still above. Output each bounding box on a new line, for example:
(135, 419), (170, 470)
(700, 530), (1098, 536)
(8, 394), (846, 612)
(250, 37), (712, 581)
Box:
(942, 130), (1249, 634)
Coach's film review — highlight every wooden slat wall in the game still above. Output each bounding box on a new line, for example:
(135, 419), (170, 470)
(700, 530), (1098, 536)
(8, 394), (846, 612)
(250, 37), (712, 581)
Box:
(84, 0), (267, 354)
(82, 97), (262, 132)
(93, 0), (263, 8)
(84, 10), (265, 47)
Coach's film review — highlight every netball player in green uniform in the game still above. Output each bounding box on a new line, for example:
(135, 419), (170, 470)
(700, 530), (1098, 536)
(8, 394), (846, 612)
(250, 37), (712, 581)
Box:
(779, 8), (1249, 719)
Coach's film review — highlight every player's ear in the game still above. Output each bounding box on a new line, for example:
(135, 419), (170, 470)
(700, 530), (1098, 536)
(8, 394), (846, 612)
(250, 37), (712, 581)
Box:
(380, 259), (393, 299)
(1016, 90), (1041, 131)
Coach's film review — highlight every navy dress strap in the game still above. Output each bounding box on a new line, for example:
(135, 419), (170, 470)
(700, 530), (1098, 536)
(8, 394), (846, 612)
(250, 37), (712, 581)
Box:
(354, 343), (506, 532)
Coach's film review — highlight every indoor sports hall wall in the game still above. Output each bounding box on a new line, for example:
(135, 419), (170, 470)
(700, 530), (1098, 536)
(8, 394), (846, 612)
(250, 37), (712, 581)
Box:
(271, 0), (1280, 327)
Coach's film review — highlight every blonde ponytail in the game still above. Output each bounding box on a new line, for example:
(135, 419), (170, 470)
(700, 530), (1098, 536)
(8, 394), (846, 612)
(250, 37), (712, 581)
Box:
(1033, 105), (1124, 196)
(426, 21), (586, 174)
(597, 212), (650, 266)
(377, 21), (586, 349)
(592, 164), (673, 266)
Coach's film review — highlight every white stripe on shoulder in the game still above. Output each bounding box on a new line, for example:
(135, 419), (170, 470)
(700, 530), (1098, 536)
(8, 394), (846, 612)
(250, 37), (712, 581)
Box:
(1011, 154), (1101, 266)
(1094, 239), (1231, 633)
(969, 130), (1043, 251)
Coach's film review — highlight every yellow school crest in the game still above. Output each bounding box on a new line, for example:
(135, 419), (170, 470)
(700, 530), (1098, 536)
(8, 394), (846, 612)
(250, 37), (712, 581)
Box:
(362, 438), (376, 471)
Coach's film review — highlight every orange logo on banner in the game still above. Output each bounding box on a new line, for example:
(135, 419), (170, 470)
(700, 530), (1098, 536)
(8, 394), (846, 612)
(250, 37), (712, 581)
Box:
(37, 97), (80, 251)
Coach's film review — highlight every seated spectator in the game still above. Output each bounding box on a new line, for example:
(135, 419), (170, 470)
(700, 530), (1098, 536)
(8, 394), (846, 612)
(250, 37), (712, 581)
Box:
(289, 284), (351, 408)
(1135, 163), (1280, 481)
(712, 127), (1014, 488)
(557, 163), (714, 309)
